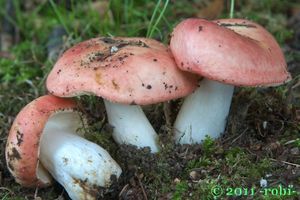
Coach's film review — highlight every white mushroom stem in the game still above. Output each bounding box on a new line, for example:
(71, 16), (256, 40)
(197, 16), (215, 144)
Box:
(39, 112), (122, 200)
(104, 100), (159, 153)
(174, 79), (234, 144)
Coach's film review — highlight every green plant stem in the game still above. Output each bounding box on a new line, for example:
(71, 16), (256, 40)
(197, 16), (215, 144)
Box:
(230, 0), (235, 19)
(149, 0), (169, 38)
(49, 0), (70, 34)
(146, 0), (161, 38)
(147, 0), (169, 38)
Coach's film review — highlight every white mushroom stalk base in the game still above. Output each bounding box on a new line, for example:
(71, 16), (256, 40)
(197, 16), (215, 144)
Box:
(39, 112), (122, 200)
(174, 79), (234, 144)
(104, 100), (159, 153)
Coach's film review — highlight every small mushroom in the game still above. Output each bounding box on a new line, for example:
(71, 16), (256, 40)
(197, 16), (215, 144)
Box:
(5, 95), (122, 200)
(46, 37), (198, 152)
(170, 18), (291, 144)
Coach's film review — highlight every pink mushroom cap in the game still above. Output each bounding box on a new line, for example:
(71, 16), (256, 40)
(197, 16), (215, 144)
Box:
(46, 37), (198, 105)
(5, 95), (77, 187)
(170, 18), (291, 86)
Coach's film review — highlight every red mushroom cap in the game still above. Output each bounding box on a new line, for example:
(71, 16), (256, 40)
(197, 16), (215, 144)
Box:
(5, 95), (77, 187)
(46, 37), (198, 105)
(170, 18), (291, 86)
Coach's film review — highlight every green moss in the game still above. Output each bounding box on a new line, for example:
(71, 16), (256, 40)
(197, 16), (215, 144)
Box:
(173, 181), (189, 200)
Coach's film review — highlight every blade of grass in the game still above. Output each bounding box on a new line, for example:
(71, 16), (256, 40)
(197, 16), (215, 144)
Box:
(146, 0), (161, 38)
(153, 26), (163, 39)
(49, 0), (70, 34)
(148, 0), (169, 38)
(149, 0), (169, 38)
(229, 0), (235, 18)
(124, 0), (129, 24)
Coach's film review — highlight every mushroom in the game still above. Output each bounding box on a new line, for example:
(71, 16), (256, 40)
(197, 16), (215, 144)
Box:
(46, 37), (198, 152)
(5, 95), (122, 200)
(170, 18), (292, 144)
